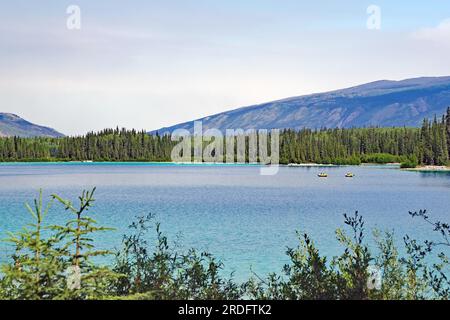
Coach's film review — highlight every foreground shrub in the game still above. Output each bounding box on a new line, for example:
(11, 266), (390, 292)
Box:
(0, 189), (449, 300)
(0, 192), (67, 299)
(245, 212), (449, 300)
(0, 189), (119, 300)
(245, 212), (372, 300)
(111, 214), (242, 299)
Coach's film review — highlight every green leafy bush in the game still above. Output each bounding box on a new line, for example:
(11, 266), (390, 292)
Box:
(245, 211), (449, 300)
(0, 189), (449, 300)
(111, 214), (241, 299)
(361, 153), (400, 164)
(400, 155), (419, 168)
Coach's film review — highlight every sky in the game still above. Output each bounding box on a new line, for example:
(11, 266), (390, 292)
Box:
(1, 0), (450, 135)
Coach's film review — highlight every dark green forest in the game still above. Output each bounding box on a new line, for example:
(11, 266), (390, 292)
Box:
(1, 108), (449, 168)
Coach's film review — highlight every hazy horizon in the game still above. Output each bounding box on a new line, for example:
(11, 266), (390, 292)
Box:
(2, 1), (450, 135)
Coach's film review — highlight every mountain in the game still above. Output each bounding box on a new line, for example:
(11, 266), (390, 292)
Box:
(0, 113), (64, 138)
(153, 76), (450, 134)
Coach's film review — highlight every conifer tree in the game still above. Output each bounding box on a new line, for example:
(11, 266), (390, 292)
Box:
(446, 107), (450, 159)
(0, 191), (68, 299)
(0, 189), (120, 300)
(52, 188), (120, 299)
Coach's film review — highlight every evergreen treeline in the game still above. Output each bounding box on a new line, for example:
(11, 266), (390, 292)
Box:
(0, 128), (175, 162)
(280, 108), (450, 166)
(1, 109), (450, 167)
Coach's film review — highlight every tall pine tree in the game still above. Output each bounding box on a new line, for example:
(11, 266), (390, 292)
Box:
(446, 107), (450, 159)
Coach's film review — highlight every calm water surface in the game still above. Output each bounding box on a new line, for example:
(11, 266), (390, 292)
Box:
(1, 163), (449, 281)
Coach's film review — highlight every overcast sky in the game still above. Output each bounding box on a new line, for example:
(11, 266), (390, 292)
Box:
(1, 0), (450, 135)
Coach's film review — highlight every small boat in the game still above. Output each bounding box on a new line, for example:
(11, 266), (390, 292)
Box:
(345, 172), (354, 178)
(318, 173), (328, 178)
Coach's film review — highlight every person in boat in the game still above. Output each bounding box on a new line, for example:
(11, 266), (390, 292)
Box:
(345, 172), (354, 177)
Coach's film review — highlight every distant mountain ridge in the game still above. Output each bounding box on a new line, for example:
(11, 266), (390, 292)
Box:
(0, 113), (64, 138)
(152, 76), (450, 134)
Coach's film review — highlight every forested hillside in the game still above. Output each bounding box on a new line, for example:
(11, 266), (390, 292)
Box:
(0, 109), (449, 167)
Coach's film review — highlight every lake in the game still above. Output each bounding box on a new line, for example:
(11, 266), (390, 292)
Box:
(0, 162), (449, 281)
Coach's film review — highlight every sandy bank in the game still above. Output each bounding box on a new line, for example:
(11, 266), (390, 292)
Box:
(405, 165), (450, 172)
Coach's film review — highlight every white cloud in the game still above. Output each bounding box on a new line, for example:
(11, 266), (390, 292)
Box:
(412, 19), (450, 46)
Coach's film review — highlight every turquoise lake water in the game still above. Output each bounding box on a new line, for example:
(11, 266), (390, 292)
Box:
(0, 163), (449, 281)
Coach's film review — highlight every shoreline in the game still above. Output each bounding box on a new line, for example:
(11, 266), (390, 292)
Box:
(1, 160), (448, 171)
(0, 161), (262, 166)
(0, 160), (401, 168)
(404, 165), (450, 172)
